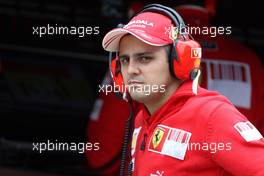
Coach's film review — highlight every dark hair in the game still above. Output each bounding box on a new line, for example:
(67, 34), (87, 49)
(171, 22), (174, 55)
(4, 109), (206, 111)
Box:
(164, 44), (172, 60)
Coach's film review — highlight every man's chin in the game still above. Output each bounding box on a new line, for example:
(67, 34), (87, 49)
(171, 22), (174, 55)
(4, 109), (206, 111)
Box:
(129, 92), (151, 103)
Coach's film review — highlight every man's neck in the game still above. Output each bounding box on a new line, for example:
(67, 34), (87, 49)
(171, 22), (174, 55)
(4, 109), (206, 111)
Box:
(145, 81), (180, 115)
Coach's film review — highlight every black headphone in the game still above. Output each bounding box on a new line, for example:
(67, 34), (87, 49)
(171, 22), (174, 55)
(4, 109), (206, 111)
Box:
(134, 4), (186, 32)
(111, 3), (201, 90)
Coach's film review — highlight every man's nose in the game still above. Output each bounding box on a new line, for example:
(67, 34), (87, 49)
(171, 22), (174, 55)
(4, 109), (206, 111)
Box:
(127, 59), (140, 75)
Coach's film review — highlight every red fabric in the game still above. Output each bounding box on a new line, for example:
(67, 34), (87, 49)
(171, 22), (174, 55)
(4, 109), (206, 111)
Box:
(86, 92), (129, 175)
(86, 90), (142, 175)
(131, 81), (264, 176)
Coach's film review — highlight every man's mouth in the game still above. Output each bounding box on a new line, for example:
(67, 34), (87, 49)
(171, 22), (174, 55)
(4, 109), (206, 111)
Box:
(128, 80), (143, 85)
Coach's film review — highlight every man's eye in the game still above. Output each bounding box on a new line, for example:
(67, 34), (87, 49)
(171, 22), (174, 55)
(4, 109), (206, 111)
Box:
(119, 57), (129, 64)
(140, 56), (151, 62)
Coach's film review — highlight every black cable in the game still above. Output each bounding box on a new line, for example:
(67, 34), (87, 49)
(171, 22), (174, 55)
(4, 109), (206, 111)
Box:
(119, 101), (134, 176)
(127, 160), (133, 176)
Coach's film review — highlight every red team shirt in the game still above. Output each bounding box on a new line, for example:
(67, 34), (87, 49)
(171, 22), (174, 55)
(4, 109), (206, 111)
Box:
(131, 81), (264, 176)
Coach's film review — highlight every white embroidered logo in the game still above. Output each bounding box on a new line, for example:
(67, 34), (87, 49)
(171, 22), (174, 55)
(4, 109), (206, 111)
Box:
(150, 170), (164, 176)
(148, 125), (192, 161)
(164, 26), (178, 40)
(124, 20), (154, 28)
(161, 128), (191, 160)
(234, 121), (263, 142)
(131, 127), (142, 156)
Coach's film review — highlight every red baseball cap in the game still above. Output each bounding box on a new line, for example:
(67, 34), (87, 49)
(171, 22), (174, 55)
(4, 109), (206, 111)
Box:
(102, 12), (176, 52)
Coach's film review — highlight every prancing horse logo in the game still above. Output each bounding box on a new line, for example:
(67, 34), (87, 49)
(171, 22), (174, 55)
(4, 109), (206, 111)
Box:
(152, 127), (165, 149)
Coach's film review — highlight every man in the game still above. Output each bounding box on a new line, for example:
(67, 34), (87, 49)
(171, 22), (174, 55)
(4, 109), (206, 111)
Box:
(102, 4), (264, 176)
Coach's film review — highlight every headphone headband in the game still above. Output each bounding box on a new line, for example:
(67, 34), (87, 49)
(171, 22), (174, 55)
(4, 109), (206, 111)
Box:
(132, 4), (187, 41)
(133, 4), (186, 29)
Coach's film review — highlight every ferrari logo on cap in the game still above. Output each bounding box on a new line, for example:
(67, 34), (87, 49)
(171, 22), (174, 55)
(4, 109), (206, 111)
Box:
(167, 26), (178, 40)
(152, 127), (165, 149)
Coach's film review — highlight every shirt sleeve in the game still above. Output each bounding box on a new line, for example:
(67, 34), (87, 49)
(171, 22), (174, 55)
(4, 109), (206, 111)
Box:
(207, 103), (264, 176)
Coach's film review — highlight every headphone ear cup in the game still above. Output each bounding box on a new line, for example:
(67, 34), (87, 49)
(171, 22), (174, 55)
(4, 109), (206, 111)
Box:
(110, 57), (126, 93)
(172, 40), (201, 80)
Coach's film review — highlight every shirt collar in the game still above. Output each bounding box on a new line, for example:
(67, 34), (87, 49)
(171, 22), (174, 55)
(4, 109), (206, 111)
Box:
(141, 80), (197, 127)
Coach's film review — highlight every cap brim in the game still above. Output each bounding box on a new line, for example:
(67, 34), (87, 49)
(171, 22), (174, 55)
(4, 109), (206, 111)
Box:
(102, 28), (170, 52)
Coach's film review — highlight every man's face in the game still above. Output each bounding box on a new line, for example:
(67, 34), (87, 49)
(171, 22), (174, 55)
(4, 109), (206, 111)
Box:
(119, 35), (177, 104)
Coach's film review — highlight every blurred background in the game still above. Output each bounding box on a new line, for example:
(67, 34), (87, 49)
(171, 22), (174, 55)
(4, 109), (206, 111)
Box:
(0, 0), (263, 175)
